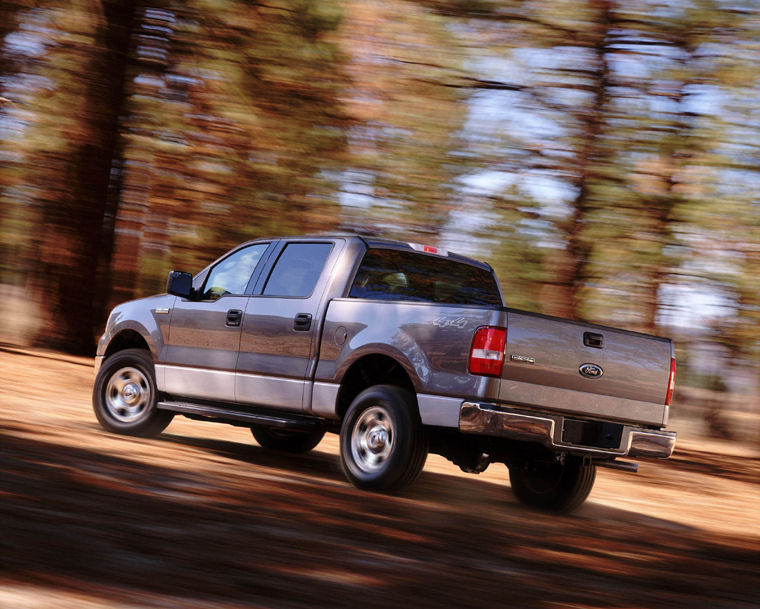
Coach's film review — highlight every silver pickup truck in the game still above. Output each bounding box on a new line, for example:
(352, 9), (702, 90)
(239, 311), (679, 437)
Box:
(93, 235), (676, 512)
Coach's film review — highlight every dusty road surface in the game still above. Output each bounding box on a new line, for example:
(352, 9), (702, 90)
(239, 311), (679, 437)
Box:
(1, 347), (759, 609)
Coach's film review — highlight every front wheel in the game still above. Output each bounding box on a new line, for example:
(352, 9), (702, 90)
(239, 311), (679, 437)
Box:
(92, 348), (173, 437)
(339, 385), (428, 492)
(508, 456), (596, 513)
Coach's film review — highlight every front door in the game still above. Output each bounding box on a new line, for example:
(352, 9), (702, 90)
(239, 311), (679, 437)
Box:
(161, 242), (271, 402)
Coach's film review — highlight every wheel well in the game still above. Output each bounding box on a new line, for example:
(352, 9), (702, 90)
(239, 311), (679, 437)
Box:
(104, 330), (150, 359)
(336, 354), (417, 419)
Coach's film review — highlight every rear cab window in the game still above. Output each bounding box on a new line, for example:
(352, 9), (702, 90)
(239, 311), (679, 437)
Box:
(349, 248), (502, 306)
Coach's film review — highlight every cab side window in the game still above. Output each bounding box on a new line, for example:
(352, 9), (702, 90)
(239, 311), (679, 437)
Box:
(202, 243), (269, 300)
(263, 242), (333, 298)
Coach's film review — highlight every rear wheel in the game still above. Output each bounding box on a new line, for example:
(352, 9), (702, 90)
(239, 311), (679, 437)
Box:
(508, 456), (596, 513)
(92, 348), (173, 437)
(250, 426), (325, 454)
(339, 385), (428, 491)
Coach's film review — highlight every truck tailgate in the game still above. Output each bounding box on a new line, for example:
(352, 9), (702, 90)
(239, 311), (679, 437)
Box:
(499, 309), (673, 427)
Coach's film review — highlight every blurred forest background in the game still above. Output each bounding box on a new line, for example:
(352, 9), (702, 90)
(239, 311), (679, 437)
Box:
(0, 0), (758, 440)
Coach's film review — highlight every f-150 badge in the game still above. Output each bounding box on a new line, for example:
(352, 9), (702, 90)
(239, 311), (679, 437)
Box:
(433, 316), (469, 329)
(579, 363), (604, 378)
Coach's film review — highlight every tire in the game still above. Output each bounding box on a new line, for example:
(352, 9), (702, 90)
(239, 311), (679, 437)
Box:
(339, 385), (428, 492)
(92, 348), (173, 437)
(251, 425), (325, 454)
(508, 456), (596, 513)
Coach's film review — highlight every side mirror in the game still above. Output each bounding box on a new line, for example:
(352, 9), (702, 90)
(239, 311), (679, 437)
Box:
(166, 270), (193, 298)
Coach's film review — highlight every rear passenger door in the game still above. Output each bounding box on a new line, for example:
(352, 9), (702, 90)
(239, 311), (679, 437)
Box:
(236, 239), (343, 411)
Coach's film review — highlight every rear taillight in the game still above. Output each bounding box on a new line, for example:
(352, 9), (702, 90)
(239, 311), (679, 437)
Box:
(665, 357), (676, 405)
(469, 327), (506, 377)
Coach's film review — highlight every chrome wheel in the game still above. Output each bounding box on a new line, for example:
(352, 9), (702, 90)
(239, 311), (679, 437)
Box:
(104, 366), (151, 423)
(350, 405), (395, 473)
(340, 385), (427, 491)
(93, 348), (173, 437)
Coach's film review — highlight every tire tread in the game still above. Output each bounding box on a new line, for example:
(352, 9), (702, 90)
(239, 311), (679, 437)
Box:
(509, 457), (596, 513)
(251, 426), (325, 454)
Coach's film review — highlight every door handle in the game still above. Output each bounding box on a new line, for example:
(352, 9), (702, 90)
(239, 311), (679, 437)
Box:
(583, 331), (604, 348)
(294, 313), (312, 331)
(226, 309), (243, 327)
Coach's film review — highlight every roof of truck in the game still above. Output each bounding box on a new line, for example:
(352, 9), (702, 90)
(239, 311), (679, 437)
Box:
(264, 233), (494, 272)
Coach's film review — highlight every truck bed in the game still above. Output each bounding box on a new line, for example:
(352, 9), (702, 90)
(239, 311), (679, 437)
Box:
(316, 300), (672, 430)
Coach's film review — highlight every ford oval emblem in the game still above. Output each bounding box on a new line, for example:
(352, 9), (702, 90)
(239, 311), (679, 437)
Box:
(579, 363), (604, 378)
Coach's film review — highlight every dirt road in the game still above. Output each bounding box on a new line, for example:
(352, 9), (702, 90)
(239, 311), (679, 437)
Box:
(1, 347), (758, 608)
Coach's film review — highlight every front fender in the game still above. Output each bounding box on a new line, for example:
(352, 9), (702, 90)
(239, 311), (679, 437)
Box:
(97, 294), (176, 363)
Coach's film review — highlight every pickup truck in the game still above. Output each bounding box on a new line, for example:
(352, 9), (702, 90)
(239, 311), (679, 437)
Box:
(93, 235), (677, 513)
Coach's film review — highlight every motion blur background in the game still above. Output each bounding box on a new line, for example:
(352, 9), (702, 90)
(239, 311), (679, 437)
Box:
(0, 0), (758, 442)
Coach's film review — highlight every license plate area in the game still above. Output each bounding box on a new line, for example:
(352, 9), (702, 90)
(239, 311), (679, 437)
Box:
(562, 419), (623, 449)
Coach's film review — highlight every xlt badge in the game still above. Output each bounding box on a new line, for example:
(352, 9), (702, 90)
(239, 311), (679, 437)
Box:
(510, 354), (535, 364)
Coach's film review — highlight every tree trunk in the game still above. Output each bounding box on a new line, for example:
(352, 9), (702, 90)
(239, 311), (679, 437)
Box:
(545, 0), (612, 321)
(30, 0), (138, 355)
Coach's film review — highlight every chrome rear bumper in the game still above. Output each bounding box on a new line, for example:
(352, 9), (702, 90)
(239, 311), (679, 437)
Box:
(459, 401), (676, 459)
